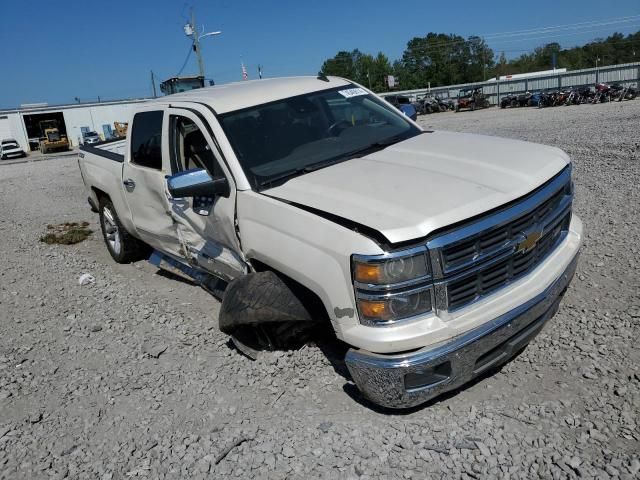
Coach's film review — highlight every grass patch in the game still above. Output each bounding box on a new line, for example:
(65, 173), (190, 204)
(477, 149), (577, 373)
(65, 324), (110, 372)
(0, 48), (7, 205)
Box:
(40, 222), (93, 245)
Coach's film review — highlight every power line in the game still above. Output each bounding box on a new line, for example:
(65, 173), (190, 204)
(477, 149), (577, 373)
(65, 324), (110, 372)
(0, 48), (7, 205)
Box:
(176, 44), (193, 77)
(388, 16), (640, 53)
(401, 22), (640, 52)
(480, 15), (640, 39)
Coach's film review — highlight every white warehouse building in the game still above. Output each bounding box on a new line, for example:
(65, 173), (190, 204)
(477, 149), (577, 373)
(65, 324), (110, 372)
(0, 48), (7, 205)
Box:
(0, 98), (151, 151)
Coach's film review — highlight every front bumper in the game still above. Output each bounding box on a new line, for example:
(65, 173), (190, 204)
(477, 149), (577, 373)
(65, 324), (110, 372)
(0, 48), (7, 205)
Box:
(2, 150), (25, 159)
(345, 251), (579, 409)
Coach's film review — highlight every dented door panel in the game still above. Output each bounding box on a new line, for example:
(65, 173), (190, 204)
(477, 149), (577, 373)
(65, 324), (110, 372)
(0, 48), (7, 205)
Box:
(164, 106), (247, 280)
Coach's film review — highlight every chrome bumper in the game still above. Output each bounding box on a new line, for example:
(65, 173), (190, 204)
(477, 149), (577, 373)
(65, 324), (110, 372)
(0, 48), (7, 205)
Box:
(345, 252), (579, 409)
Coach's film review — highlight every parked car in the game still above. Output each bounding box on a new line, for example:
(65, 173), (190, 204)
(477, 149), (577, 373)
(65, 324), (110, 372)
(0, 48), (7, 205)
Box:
(383, 94), (418, 121)
(83, 131), (102, 145)
(0, 139), (27, 159)
(78, 76), (582, 409)
(456, 87), (490, 112)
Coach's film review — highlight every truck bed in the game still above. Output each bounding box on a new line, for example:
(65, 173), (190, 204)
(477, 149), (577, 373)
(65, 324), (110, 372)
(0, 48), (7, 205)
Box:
(78, 138), (133, 231)
(79, 138), (126, 162)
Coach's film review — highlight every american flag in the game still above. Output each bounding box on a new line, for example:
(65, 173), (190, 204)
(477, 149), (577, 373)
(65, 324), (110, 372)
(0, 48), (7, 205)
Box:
(241, 62), (248, 80)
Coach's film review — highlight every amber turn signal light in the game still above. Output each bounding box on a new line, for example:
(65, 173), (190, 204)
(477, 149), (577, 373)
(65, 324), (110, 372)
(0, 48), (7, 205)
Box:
(358, 299), (390, 321)
(354, 263), (382, 283)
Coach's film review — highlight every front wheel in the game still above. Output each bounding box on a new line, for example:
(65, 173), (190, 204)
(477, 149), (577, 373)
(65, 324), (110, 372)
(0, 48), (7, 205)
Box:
(99, 197), (150, 263)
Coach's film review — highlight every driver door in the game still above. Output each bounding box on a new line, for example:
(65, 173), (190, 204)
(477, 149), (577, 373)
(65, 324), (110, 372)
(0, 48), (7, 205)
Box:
(164, 108), (247, 281)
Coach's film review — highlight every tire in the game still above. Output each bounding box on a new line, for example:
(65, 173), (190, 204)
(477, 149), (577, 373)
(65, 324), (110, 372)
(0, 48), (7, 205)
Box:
(98, 197), (150, 263)
(219, 270), (316, 351)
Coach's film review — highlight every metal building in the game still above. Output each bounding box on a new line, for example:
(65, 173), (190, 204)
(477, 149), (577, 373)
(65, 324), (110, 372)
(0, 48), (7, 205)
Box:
(0, 98), (150, 151)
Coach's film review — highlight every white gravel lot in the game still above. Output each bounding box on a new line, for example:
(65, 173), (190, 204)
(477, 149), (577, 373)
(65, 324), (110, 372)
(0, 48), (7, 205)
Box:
(0, 100), (639, 479)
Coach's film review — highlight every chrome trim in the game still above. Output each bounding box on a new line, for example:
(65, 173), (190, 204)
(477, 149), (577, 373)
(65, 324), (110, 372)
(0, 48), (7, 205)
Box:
(355, 284), (433, 301)
(353, 244), (428, 262)
(354, 274), (431, 292)
(345, 252), (579, 409)
(435, 225), (569, 316)
(427, 166), (572, 278)
(166, 168), (213, 197)
(439, 207), (571, 288)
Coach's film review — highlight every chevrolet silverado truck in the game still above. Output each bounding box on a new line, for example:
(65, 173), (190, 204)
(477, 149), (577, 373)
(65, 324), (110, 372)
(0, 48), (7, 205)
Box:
(78, 76), (582, 409)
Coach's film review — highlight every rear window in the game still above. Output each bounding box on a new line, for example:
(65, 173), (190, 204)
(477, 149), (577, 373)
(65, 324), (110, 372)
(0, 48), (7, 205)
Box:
(130, 111), (163, 169)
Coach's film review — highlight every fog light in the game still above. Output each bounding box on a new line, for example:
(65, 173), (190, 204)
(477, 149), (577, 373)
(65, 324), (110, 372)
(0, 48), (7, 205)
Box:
(404, 362), (451, 390)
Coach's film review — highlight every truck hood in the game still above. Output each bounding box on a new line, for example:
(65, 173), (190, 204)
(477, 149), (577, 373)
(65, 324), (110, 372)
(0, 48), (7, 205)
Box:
(265, 131), (570, 245)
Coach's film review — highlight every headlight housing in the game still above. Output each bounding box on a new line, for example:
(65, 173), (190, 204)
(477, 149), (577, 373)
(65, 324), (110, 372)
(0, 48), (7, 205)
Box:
(352, 249), (433, 326)
(353, 253), (429, 286)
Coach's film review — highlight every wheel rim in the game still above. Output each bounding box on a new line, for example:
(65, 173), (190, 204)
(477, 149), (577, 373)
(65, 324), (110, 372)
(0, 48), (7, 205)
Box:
(102, 207), (121, 255)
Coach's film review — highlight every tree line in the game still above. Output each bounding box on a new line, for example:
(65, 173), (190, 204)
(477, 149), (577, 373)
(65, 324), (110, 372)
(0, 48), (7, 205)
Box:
(320, 31), (640, 92)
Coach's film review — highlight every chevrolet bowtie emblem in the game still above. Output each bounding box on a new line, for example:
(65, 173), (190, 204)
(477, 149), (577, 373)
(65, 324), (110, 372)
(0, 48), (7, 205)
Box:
(517, 231), (542, 253)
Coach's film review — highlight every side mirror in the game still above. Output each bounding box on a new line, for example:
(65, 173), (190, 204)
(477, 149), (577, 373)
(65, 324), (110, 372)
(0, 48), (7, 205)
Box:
(167, 168), (230, 199)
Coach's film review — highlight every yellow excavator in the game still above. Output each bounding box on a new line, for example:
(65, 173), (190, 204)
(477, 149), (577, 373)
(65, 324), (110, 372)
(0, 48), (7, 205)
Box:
(39, 120), (69, 154)
(113, 121), (129, 138)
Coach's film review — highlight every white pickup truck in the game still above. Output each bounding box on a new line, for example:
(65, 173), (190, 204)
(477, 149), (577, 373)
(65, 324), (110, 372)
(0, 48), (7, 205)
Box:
(78, 76), (582, 408)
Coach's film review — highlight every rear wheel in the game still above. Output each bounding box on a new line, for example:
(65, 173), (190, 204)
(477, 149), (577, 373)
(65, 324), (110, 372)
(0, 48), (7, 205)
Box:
(98, 197), (150, 263)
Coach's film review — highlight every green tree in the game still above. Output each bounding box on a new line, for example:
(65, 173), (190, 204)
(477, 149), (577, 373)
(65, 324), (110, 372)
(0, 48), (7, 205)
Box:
(321, 50), (392, 92)
(320, 30), (640, 91)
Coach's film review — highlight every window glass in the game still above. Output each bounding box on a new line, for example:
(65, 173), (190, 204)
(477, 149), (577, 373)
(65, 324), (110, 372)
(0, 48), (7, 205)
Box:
(219, 86), (420, 190)
(171, 116), (222, 177)
(130, 111), (163, 169)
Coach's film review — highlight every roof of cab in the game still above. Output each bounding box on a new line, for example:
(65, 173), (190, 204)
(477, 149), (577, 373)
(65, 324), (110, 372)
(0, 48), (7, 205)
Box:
(151, 76), (352, 114)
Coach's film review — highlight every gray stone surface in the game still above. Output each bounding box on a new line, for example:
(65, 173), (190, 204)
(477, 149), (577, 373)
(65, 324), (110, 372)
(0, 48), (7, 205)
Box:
(0, 100), (638, 478)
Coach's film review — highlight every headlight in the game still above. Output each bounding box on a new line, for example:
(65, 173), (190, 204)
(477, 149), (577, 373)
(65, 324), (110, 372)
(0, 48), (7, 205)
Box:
(352, 250), (433, 326)
(357, 288), (432, 325)
(353, 253), (429, 286)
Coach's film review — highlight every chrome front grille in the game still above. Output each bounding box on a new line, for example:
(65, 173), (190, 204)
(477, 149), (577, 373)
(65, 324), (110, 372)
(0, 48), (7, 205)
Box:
(441, 186), (566, 274)
(446, 212), (570, 310)
(427, 166), (573, 312)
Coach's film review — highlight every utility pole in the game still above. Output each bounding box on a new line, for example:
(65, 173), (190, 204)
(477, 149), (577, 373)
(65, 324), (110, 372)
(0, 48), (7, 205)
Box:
(183, 9), (222, 81)
(150, 71), (157, 98)
(191, 9), (205, 78)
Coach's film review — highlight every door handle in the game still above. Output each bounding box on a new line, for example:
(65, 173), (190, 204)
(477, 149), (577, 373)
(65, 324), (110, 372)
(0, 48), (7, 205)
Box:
(123, 179), (136, 190)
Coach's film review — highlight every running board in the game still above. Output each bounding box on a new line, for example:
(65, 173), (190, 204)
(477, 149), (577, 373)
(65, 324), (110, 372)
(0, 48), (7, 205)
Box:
(148, 250), (227, 299)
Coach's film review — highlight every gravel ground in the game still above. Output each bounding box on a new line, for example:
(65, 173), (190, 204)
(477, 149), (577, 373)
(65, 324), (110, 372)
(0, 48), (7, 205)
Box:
(1, 101), (639, 479)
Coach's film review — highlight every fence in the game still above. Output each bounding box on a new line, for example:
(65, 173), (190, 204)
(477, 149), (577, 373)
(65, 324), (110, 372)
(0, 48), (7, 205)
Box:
(379, 62), (640, 105)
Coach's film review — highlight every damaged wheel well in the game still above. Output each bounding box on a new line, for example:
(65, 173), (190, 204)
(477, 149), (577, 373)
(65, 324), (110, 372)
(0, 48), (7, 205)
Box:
(218, 259), (332, 354)
(248, 258), (330, 323)
(92, 186), (110, 203)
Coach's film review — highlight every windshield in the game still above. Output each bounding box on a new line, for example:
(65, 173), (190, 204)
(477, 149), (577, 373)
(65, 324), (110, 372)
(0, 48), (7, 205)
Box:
(219, 85), (421, 190)
(2, 142), (18, 148)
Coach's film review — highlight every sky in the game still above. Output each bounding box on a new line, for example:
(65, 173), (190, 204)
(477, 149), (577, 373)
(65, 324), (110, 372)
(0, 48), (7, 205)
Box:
(1, 0), (639, 108)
